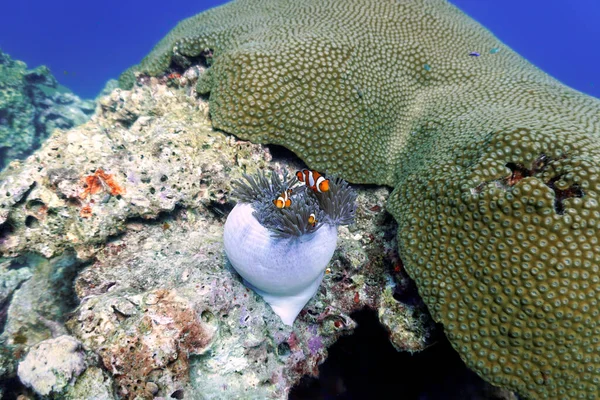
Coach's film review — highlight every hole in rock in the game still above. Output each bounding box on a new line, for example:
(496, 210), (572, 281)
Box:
(207, 199), (233, 220)
(25, 199), (46, 211)
(278, 342), (291, 357)
(0, 219), (15, 241)
(25, 215), (39, 229)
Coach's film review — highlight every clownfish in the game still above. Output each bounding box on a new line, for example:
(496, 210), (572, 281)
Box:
(273, 189), (293, 209)
(296, 169), (330, 193)
(308, 213), (317, 227)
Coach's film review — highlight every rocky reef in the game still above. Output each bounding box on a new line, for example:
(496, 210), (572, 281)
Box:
(0, 64), (513, 399)
(121, 0), (600, 398)
(0, 49), (95, 170)
(3, 0), (599, 397)
(17, 335), (86, 396)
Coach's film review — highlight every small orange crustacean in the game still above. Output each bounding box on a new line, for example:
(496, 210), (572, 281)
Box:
(79, 169), (126, 217)
(80, 205), (93, 218)
(80, 169), (126, 200)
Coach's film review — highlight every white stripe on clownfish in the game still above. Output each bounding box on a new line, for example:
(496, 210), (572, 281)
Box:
(308, 172), (315, 187)
(273, 189), (293, 209)
(308, 213), (317, 227)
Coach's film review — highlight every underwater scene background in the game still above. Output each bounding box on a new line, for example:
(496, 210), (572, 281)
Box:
(1, 0), (600, 399)
(0, 0), (598, 100)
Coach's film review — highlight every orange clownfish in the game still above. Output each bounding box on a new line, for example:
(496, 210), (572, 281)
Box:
(296, 169), (330, 193)
(308, 213), (318, 227)
(273, 189), (293, 209)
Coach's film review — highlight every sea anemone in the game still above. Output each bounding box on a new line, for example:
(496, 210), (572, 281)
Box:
(223, 170), (356, 325)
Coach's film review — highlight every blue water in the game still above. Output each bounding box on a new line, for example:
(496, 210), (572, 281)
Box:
(1, 0), (598, 100)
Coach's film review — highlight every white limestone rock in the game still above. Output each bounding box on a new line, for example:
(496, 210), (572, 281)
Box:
(18, 335), (86, 396)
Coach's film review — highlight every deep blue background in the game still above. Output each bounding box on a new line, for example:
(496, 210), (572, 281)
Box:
(1, 0), (598, 100)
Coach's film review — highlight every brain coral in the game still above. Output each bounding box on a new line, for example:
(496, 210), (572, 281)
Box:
(120, 0), (600, 398)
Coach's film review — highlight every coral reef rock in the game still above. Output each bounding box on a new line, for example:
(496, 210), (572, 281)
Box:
(0, 64), (447, 398)
(121, 0), (600, 398)
(68, 289), (217, 399)
(0, 49), (95, 170)
(64, 367), (116, 400)
(17, 335), (86, 396)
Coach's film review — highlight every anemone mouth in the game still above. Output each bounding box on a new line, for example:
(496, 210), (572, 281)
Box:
(231, 170), (357, 238)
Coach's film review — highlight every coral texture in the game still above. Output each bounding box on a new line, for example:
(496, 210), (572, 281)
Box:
(17, 335), (86, 396)
(68, 289), (216, 399)
(121, 0), (600, 398)
(64, 367), (115, 400)
(0, 71), (439, 397)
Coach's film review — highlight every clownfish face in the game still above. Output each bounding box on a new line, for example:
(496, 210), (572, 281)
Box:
(296, 169), (330, 193)
(308, 213), (317, 227)
(273, 189), (293, 209)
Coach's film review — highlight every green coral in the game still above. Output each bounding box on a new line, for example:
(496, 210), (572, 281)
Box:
(120, 0), (600, 398)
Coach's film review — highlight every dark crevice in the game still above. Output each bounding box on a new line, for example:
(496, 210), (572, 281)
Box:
(290, 308), (507, 399)
(473, 153), (584, 215)
(0, 219), (16, 243)
(206, 199), (234, 220)
(51, 256), (91, 319)
(500, 162), (531, 187)
(498, 153), (551, 188)
(25, 199), (46, 211)
(0, 146), (9, 171)
(0, 376), (31, 400)
(82, 107), (96, 115)
(6, 258), (29, 271)
(24, 215), (39, 229)
(124, 203), (185, 226)
(170, 48), (214, 72)
(41, 113), (62, 122)
(392, 278), (421, 306)
(24, 82), (55, 147)
(0, 108), (12, 126)
(116, 114), (138, 129)
(9, 182), (36, 208)
(266, 144), (302, 164)
(23, 70), (52, 85)
(137, 49), (215, 89)
(546, 176), (584, 215)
